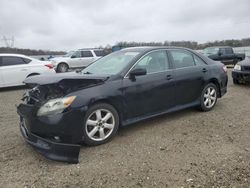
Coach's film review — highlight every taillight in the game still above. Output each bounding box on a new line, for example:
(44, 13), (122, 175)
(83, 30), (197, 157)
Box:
(222, 65), (227, 73)
(45, 64), (54, 69)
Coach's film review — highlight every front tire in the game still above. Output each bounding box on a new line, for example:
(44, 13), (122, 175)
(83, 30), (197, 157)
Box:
(199, 83), (218, 112)
(82, 103), (119, 146)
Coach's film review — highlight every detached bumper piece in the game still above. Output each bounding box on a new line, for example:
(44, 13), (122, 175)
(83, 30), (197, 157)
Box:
(20, 121), (81, 164)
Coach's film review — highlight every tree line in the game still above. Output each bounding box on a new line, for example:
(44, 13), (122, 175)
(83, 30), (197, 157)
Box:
(114, 38), (250, 50)
(0, 47), (65, 56)
(1, 38), (250, 55)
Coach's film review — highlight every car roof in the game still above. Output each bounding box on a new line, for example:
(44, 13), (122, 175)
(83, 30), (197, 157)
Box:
(205, 46), (231, 49)
(121, 46), (194, 53)
(78, 48), (104, 51)
(0, 53), (29, 58)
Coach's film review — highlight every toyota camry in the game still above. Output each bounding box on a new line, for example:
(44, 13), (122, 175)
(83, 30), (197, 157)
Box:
(17, 47), (228, 163)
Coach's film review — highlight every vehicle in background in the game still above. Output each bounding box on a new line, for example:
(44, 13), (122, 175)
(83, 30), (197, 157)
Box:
(17, 47), (228, 163)
(203, 46), (245, 65)
(112, 45), (122, 52)
(50, 48), (105, 73)
(0, 54), (55, 88)
(232, 57), (250, 84)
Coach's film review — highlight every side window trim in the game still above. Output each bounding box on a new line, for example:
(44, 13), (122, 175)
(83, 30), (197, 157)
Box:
(2, 56), (26, 66)
(124, 49), (170, 78)
(22, 57), (32, 64)
(168, 49), (207, 69)
(193, 51), (208, 65)
(81, 50), (94, 58)
(192, 54), (207, 66)
(91, 50), (96, 57)
(94, 50), (105, 57)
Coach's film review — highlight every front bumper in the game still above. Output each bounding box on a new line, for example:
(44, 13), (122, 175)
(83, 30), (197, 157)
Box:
(232, 70), (250, 82)
(20, 120), (80, 163)
(17, 103), (87, 163)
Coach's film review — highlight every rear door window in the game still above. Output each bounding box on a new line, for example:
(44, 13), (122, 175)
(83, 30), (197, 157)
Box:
(22, 58), (32, 63)
(193, 55), (207, 66)
(81, 51), (93, 57)
(169, 50), (195, 68)
(225, 48), (233, 54)
(219, 48), (227, 55)
(2, 56), (27, 66)
(94, 50), (105, 57)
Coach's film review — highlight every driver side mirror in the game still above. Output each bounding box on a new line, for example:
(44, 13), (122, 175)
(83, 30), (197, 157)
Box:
(129, 68), (146, 80)
(218, 52), (222, 56)
(71, 55), (77, 58)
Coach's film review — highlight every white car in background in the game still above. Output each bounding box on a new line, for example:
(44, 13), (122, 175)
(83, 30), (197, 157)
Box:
(50, 48), (105, 72)
(0, 54), (55, 88)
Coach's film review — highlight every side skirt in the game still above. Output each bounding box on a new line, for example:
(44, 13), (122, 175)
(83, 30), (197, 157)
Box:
(121, 100), (200, 126)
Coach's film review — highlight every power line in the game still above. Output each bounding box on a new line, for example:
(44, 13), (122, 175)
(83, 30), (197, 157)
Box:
(1, 36), (15, 48)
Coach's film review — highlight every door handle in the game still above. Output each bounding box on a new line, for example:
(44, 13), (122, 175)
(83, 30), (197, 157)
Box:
(202, 68), (208, 73)
(21, 69), (28, 71)
(166, 75), (173, 80)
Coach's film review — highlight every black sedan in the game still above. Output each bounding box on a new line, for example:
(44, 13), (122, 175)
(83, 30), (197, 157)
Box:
(17, 47), (228, 163)
(232, 58), (250, 84)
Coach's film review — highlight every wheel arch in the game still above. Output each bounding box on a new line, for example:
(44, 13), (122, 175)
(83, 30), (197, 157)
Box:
(26, 73), (40, 78)
(57, 62), (69, 68)
(57, 61), (68, 65)
(208, 78), (221, 97)
(88, 98), (124, 126)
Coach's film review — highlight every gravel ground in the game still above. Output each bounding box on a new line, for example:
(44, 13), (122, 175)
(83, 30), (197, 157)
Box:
(0, 69), (250, 188)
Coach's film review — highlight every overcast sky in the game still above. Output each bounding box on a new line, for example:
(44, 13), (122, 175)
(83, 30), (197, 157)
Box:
(0, 0), (250, 51)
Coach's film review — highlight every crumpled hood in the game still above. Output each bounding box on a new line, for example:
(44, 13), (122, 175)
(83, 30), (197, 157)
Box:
(23, 72), (109, 101)
(24, 72), (108, 86)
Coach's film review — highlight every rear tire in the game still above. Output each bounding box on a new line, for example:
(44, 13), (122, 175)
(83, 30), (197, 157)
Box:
(57, 63), (69, 73)
(82, 103), (119, 146)
(199, 83), (218, 112)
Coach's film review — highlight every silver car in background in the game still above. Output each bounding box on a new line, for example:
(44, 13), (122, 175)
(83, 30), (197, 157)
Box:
(50, 48), (105, 72)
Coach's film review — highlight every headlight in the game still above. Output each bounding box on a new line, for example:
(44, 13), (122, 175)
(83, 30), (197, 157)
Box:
(234, 64), (241, 71)
(37, 96), (76, 116)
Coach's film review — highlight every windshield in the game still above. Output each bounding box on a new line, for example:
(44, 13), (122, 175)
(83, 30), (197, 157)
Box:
(64, 51), (75, 57)
(203, 48), (219, 55)
(82, 51), (139, 75)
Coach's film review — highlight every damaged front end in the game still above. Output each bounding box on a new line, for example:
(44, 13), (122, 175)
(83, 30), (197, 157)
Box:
(17, 73), (108, 163)
(19, 114), (81, 163)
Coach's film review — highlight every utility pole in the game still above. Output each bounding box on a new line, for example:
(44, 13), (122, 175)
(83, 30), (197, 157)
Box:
(1, 36), (15, 48)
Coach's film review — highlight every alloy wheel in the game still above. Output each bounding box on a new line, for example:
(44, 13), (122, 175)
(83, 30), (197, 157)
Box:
(203, 87), (217, 108)
(85, 109), (115, 141)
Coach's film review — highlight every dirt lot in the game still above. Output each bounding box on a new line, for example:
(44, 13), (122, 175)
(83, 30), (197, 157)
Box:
(0, 69), (250, 188)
